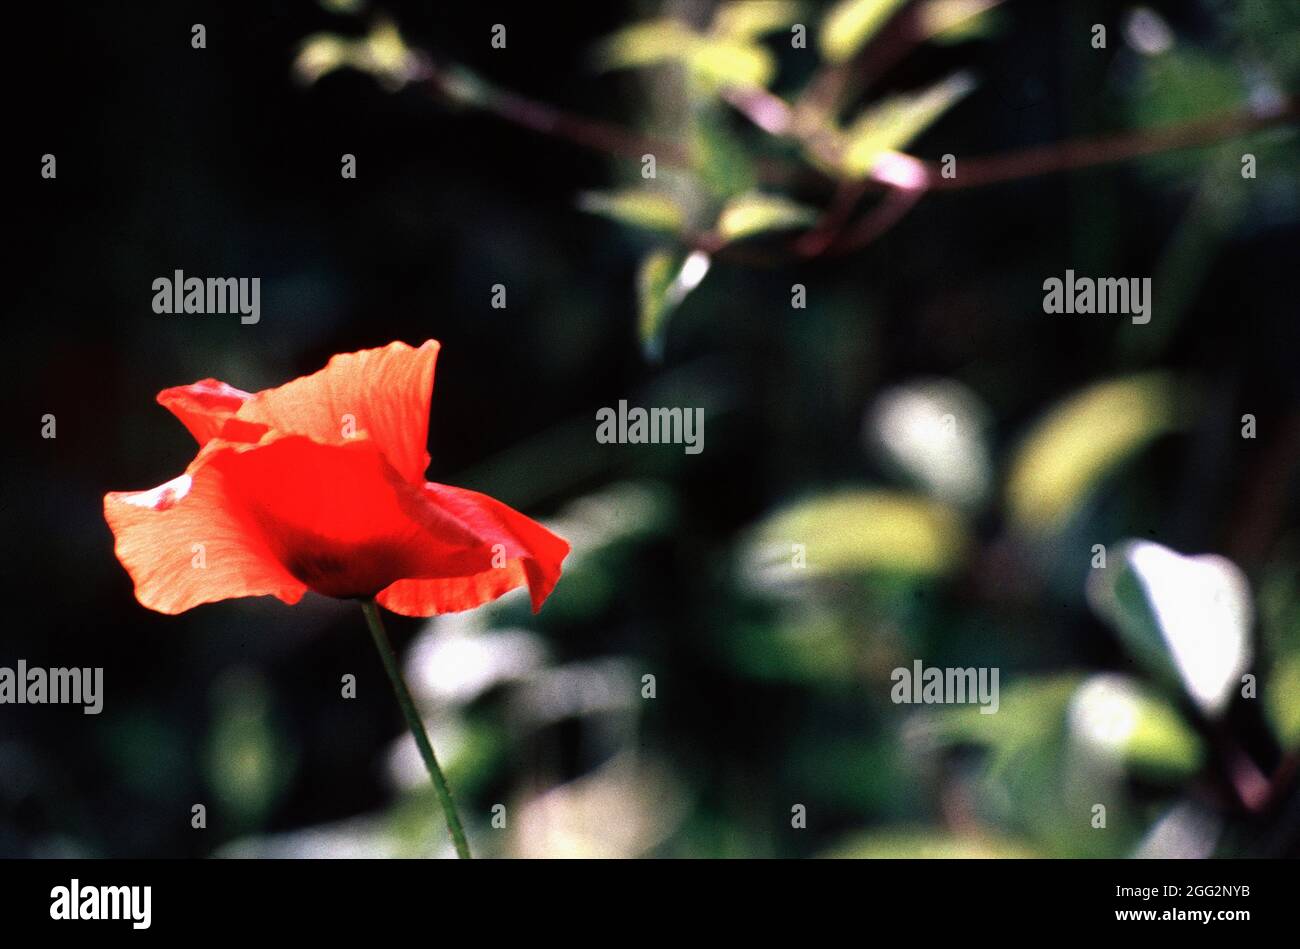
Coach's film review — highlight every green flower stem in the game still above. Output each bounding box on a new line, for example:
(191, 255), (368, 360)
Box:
(361, 600), (472, 859)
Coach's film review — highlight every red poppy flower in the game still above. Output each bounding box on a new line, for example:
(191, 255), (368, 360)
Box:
(105, 340), (569, 616)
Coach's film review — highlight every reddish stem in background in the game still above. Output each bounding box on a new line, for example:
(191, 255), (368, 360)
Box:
(924, 101), (1300, 190)
(417, 53), (1297, 259)
(422, 51), (1297, 194)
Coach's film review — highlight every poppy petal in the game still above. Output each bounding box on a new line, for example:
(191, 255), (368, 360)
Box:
(201, 436), (507, 601)
(377, 482), (571, 616)
(104, 459), (308, 615)
(157, 379), (267, 445)
(234, 340), (439, 483)
(110, 340), (570, 617)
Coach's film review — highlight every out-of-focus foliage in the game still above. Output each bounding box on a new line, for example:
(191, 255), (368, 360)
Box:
(824, 828), (1037, 858)
(716, 192), (818, 242)
(1088, 542), (1252, 716)
(594, 3), (799, 91)
(1005, 374), (1180, 535)
(7, 0), (1299, 861)
(741, 489), (967, 582)
(834, 73), (975, 177)
(566, 0), (993, 353)
(637, 249), (711, 361)
(295, 18), (418, 88)
(291, 1), (1005, 356)
(820, 0), (912, 64)
(579, 189), (687, 236)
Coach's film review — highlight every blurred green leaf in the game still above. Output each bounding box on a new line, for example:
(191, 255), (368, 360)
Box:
(638, 250), (679, 357)
(725, 611), (857, 682)
(204, 672), (294, 829)
(293, 34), (351, 84)
(717, 191), (817, 242)
(1086, 542), (1253, 717)
(926, 675), (1139, 856)
(1124, 690), (1203, 778)
(1068, 674), (1203, 781)
(593, 18), (697, 71)
(837, 72), (974, 177)
(1136, 49), (1245, 127)
(579, 189), (687, 235)
(686, 39), (777, 89)
(1006, 373), (1180, 534)
(638, 249), (711, 360)
(712, 1), (804, 40)
(690, 101), (760, 199)
(866, 378), (994, 507)
(596, 19), (776, 89)
(742, 489), (967, 583)
(824, 827), (1038, 858)
(293, 19), (415, 88)
(1232, 0), (1300, 85)
(1267, 651), (1300, 749)
(819, 0), (910, 64)
(918, 0), (1004, 44)
(931, 676), (1076, 772)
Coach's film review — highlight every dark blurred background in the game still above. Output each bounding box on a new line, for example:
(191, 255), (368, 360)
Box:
(2, 0), (1297, 858)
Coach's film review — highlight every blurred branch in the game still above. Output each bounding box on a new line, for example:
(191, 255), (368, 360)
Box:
(925, 100), (1300, 191)
(793, 180), (871, 256)
(796, 4), (936, 121)
(831, 185), (926, 252)
(415, 55), (1297, 257)
(804, 99), (1299, 254)
(419, 60), (689, 166)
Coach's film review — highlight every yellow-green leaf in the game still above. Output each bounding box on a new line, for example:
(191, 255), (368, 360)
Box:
(823, 828), (1037, 858)
(594, 19), (775, 89)
(819, 0), (910, 63)
(579, 190), (686, 235)
(638, 249), (711, 360)
(717, 192), (817, 242)
(742, 489), (967, 584)
(686, 39), (777, 89)
(712, 1), (804, 40)
(293, 34), (352, 85)
(1068, 674), (1204, 781)
(1124, 690), (1203, 778)
(838, 72), (974, 176)
(1267, 651), (1300, 748)
(364, 19), (411, 76)
(690, 101), (759, 198)
(292, 20), (415, 88)
(918, 0), (1004, 44)
(593, 19), (697, 71)
(1006, 373), (1180, 534)
(639, 250), (678, 355)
